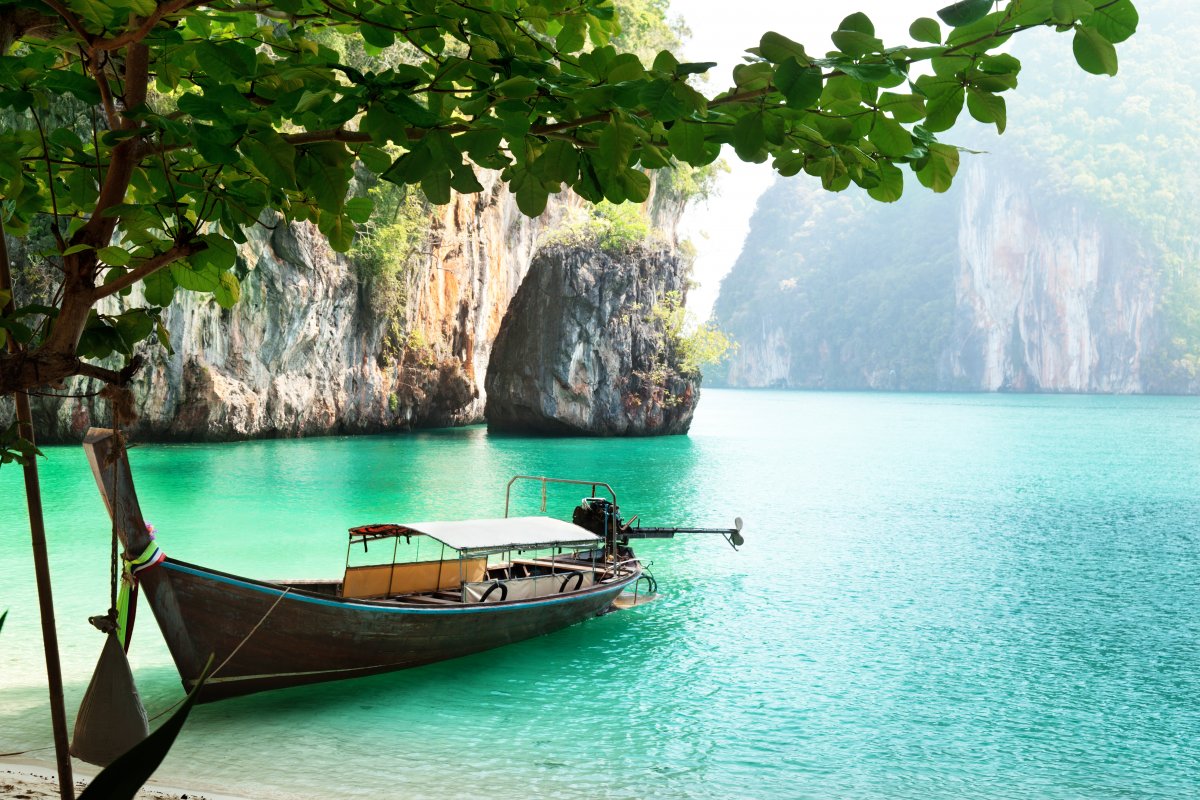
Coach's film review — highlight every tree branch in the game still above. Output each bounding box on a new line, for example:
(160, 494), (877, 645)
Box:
(37, 0), (91, 44)
(76, 43), (150, 250)
(92, 241), (202, 300)
(91, 0), (201, 53)
(282, 128), (373, 146)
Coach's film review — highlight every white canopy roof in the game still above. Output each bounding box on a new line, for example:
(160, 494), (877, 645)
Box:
(399, 516), (602, 553)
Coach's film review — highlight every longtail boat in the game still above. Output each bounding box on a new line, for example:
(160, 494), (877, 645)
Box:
(83, 428), (742, 703)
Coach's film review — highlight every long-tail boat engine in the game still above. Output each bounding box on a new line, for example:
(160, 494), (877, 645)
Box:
(572, 497), (744, 553)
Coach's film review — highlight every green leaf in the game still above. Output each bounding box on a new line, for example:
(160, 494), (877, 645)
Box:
(666, 121), (707, 166)
(514, 181), (549, 217)
(41, 70), (101, 103)
(356, 145), (392, 175)
(449, 163), (484, 194)
(640, 80), (686, 121)
(62, 243), (93, 255)
(78, 657), (214, 800)
(215, 272), (240, 309)
(732, 111), (767, 162)
(775, 58), (823, 108)
(867, 161), (905, 202)
(1052, 0), (1094, 25)
(1091, 0), (1138, 43)
(597, 121), (637, 174)
(142, 269), (176, 307)
(194, 41), (257, 83)
(113, 311), (155, 350)
(869, 116), (914, 158)
(967, 87), (1007, 133)
(319, 212), (355, 252)
(757, 31), (808, 64)
(916, 143), (960, 192)
(937, 0), (994, 27)
(240, 133), (297, 189)
(675, 62), (717, 77)
(830, 29), (884, 57)
(606, 53), (645, 82)
(879, 92), (926, 123)
(1072, 25), (1119, 76)
(533, 141), (579, 184)
(97, 246), (131, 267)
(193, 234), (237, 272)
(191, 124), (240, 165)
(617, 169), (651, 203)
(924, 85), (965, 132)
(421, 169), (452, 204)
(839, 12), (875, 35)
(556, 15), (586, 52)
(909, 17), (943, 44)
(171, 262), (221, 293)
(296, 142), (352, 212)
(495, 76), (538, 99)
(456, 129), (505, 166)
(0, 317), (33, 344)
(66, 169), (98, 210)
(380, 139), (434, 186)
(344, 197), (374, 224)
(360, 24), (395, 49)
(838, 62), (900, 84)
(1008, 0), (1055, 25)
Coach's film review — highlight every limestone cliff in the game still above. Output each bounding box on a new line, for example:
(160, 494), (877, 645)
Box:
(485, 244), (696, 436)
(946, 163), (1159, 392)
(16, 170), (695, 441)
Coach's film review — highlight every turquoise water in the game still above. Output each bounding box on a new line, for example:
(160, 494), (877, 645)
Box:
(2, 389), (1199, 799)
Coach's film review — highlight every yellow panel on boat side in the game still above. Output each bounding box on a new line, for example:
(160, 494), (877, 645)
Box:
(341, 558), (486, 598)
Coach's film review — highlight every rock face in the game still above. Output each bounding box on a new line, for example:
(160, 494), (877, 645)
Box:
(21, 175), (569, 441)
(724, 325), (792, 389)
(485, 245), (697, 436)
(945, 163), (1158, 392)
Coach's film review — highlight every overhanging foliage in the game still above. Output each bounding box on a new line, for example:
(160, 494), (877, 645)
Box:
(0, 0), (1138, 422)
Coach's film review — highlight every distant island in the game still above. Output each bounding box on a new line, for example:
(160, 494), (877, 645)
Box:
(711, 0), (1200, 395)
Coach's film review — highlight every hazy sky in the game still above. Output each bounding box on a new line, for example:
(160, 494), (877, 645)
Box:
(668, 1), (937, 320)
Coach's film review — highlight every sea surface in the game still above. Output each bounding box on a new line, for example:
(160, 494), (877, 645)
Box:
(2, 389), (1199, 799)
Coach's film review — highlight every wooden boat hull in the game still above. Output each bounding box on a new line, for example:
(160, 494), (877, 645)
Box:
(141, 558), (639, 702)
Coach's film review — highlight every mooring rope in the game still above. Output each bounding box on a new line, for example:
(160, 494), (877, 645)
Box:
(0, 744), (55, 757)
(146, 587), (293, 723)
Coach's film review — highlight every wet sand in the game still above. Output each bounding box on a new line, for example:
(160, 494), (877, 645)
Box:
(1, 761), (253, 800)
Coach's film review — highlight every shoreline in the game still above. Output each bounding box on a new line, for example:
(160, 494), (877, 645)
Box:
(0, 759), (256, 800)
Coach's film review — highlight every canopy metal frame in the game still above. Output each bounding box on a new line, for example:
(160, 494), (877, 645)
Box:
(504, 475), (617, 517)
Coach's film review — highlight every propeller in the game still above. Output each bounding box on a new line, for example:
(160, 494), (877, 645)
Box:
(730, 517), (745, 548)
